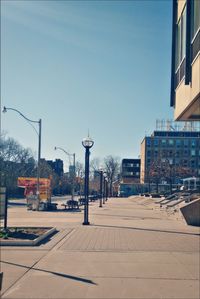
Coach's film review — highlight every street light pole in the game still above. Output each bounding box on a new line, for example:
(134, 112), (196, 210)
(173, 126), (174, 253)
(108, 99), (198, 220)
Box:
(105, 178), (108, 201)
(103, 173), (107, 204)
(99, 170), (103, 207)
(72, 153), (76, 201)
(2, 106), (42, 210)
(37, 119), (42, 203)
(82, 136), (94, 225)
(54, 147), (75, 200)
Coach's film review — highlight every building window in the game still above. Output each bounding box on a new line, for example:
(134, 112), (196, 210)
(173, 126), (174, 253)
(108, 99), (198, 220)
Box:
(147, 150), (151, 156)
(124, 163), (134, 167)
(191, 0), (200, 39)
(176, 7), (186, 70)
(191, 139), (196, 147)
(169, 139), (174, 146)
(191, 149), (196, 156)
(176, 139), (181, 147)
(146, 139), (151, 146)
(154, 139), (159, 146)
(184, 139), (189, 147)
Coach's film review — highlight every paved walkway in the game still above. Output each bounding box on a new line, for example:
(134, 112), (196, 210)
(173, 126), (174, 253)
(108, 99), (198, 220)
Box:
(0, 196), (199, 299)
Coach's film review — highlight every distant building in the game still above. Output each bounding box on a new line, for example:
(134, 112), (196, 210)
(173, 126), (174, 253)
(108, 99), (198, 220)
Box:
(118, 159), (141, 197)
(69, 165), (75, 177)
(47, 159), (64, 177)
(140, 125), (200, 187)
(121, 159), (140, 183)
(170, 0), (200, 120)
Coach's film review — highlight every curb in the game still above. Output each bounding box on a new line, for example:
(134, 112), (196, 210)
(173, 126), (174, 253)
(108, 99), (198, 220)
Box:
(0, 227), (56, 246)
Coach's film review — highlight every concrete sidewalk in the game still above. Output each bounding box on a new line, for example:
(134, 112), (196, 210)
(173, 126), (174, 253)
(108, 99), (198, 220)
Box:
(0, 196), (199, 299)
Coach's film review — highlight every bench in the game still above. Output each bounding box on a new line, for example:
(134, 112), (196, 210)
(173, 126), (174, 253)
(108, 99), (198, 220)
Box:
(61, 200), (79, 210)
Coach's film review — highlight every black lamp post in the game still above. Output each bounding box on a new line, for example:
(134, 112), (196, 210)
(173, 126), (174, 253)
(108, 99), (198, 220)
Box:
(99, 170), (103, 207)
(103, 172), (107, 204)
(105, 178), (108, 201)
(82, 136), (94, 225)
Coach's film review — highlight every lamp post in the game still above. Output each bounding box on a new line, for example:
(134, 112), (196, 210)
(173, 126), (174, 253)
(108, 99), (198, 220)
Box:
(82, 136), (94, 225)
(54, 147), (75, 200)
(103, 172), (107, 204)
(105, 178), (108, 201)
(2, 106), (41, 210)
(99, 170), (103, 207)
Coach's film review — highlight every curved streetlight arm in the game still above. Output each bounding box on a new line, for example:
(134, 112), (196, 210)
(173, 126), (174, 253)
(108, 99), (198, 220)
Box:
(54, 146), (73, 157)
(3, 106), (41, 136)
(3, 106), (40, 123)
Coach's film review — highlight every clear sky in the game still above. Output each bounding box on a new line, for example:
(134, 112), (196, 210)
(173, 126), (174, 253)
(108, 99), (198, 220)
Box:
(1, 0), (173, 168)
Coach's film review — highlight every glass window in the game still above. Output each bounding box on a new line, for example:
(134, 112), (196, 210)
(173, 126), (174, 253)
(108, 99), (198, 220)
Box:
(182, 8), (186, 58)
(192, 0), (200, 39)
(154, 139), (159, 146)
(169, 139), (174, 145)
(161, 139), (166, 145)
(146, 139), (151, 146)
(176, 139), (181, 146)
(191, 149), (196, 156)
(184, 139), (189, 146)
(191, 139), (196, 147)
(176, 7), (186, 70)
(176, 21), (181, 69)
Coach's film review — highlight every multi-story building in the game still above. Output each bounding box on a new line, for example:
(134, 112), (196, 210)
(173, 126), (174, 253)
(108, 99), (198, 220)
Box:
(170, 0), (200, 120)
(121, 159), (140, 183)
(140, 126), (200, 187)
(119, 159), (141, 197)
(47, 159), (64, 177)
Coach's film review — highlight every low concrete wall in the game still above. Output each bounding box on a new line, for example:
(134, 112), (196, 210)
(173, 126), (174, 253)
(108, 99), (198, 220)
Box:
(180, 198), (200, 226)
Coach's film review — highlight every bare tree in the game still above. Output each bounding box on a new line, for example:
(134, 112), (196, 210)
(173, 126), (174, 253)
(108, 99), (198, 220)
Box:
(0, 135), (36, 195)
(103, 155), (120, 196)
(90, 157), (101, 172)
(75, 161), (84, 177)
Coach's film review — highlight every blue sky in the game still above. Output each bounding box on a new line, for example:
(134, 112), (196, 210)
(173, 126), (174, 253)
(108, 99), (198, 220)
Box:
(1, 0), (173, 168)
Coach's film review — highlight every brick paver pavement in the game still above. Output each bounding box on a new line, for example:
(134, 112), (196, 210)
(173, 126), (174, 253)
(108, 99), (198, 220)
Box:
(0, 196), (199, 299)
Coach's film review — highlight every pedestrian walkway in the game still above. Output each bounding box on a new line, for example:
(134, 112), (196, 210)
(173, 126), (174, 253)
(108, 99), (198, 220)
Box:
(1, 196), (199, 298)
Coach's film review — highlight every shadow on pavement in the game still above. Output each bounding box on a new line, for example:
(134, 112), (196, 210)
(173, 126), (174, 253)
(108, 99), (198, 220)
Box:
(92, 224), (200, 236)
(1, 261), (97, 285)
(8, 202), (26, 207)
(47, 209), (82, 213)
